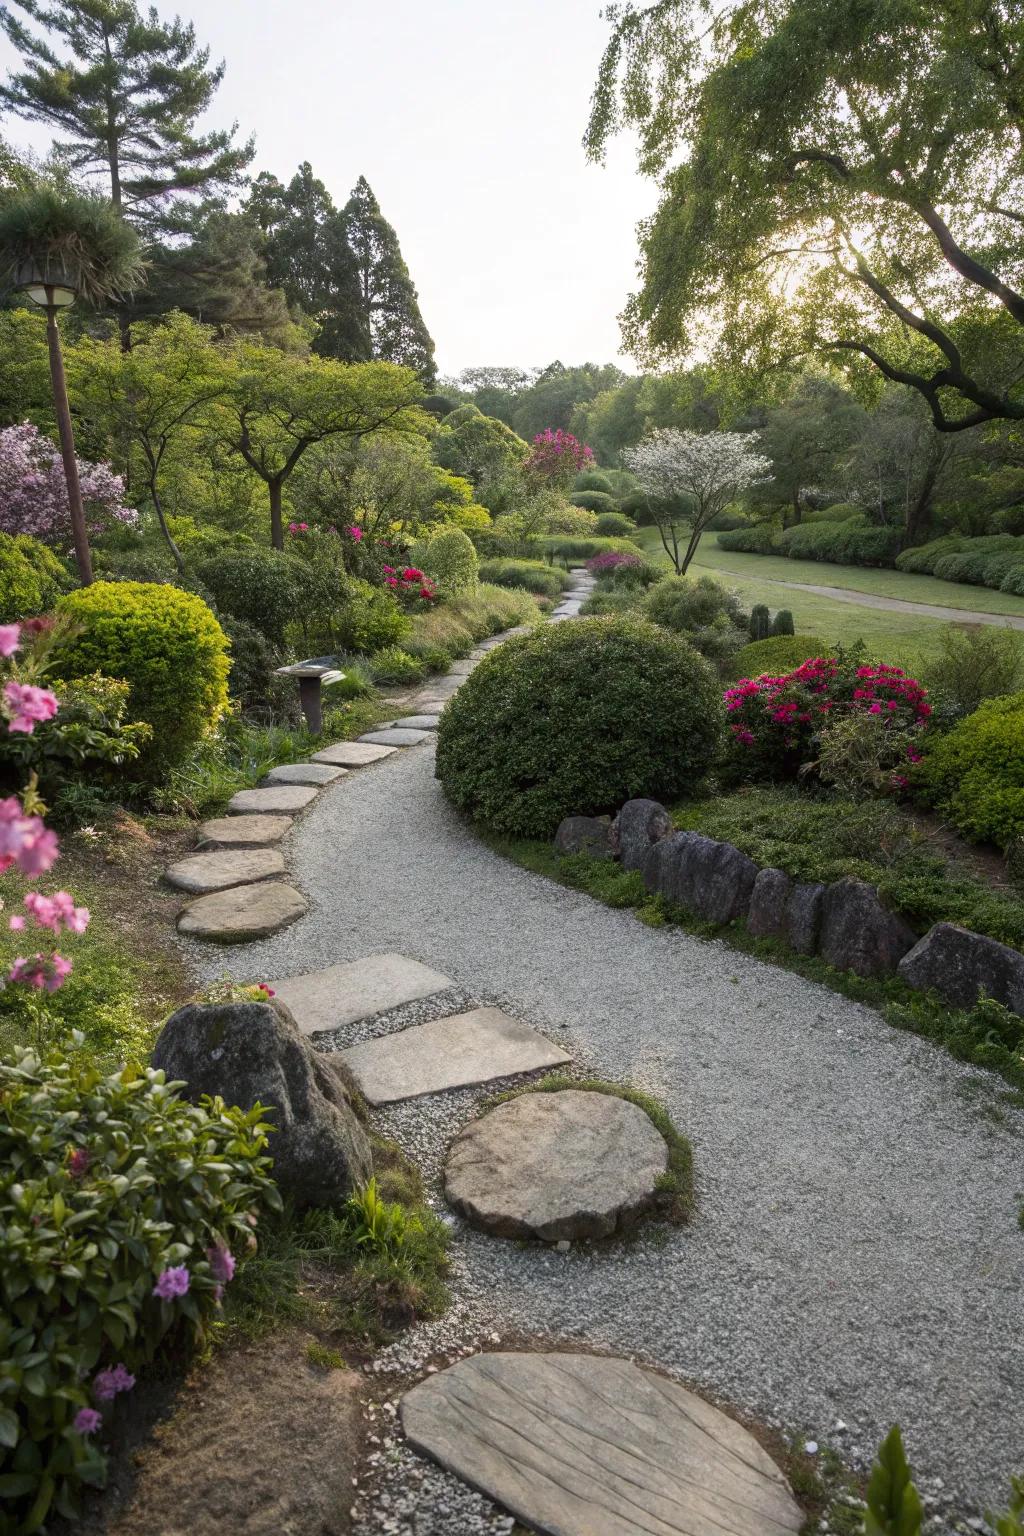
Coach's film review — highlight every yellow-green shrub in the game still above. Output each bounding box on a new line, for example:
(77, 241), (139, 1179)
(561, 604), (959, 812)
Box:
(914, 692), (1024, 849)
(0, 534), (73, 622)
(410, 527), (478, 594)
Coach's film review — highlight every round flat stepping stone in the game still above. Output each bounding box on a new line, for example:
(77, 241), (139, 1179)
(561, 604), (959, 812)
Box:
(402, 1353), (803, 1536)
(198, 814), (292, 847)
(358, 728), (430, 747)
(269, 953), (454, 1036)
(264, 761), (346, 786)
(445, 1089), (668, 1241)
(177, 881), (306, 942)
(227, 785), (318, 815)
(339, 1007), (570, 1105)
(311, 741), (397, 767)
(165, 847), (286, 894)
(392, 714), (440, 730)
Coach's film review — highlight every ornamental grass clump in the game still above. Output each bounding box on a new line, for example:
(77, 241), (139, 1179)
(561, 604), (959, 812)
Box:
(435, 616), (724, 837)
(0, 1038), (280, 1532)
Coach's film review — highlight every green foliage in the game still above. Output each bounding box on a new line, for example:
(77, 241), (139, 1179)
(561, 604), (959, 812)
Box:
(0, 673), (151, 811)
(0, 1038), (279, 1532)
(895, 536), (969, 574)
(0, 533), (72, 622)
(804, 501), (865, 524)
(772, 609), (794, 636)
(54, 582), (230, 777)
(643, 573), (746, 663)
(918, 625), (1024, 722)
(776, 518), (902, 567)
(538, 534), (640, 561)
(218, 614), (283, 711)
(193, 548), (302, 646)
(570, 490), (617, 514)
(436, 617), (724, 836)
(285, 529), (409, 656)
(542, 503), (600, 535)
(409, 526), (478, 594)
(749, 603), (772, 642)
(331, 579), (409, 656)
(478, 557), (567, 599)
(989, 1476), (1024, 1536)
(914, 692), (1024, 848)
(725, 634), (831, 681)
(404, 583), (537, 668)
(594, 511), (638, 537)
(897, 535), (1024, 593)
(369, 645), (424, 685)
(0, 186), (143, 306)
(573, 469), (613, 494)
(864, 1426), (923, 1536)
(718, 523), (780, 555)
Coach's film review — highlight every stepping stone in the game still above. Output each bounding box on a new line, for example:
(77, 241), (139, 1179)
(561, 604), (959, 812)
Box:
(311, 741), (397, 767)
(263, 761), (346, 786)
(165, 847), (286, 894)
(340, 1007), (570, 1105)
(448, 660), (475, 675)
(444, 1089), (667, 1241)
(270, 953), (454, 1037)
(177, 881), (306, 942)
(410, 698), (448, 713)
(392, 715), (440, 730)
(358, 728), (430, 747)
(198, 814), (292, 848)
(227, 785), (318, 815)
(401, 1353), (803, 1536)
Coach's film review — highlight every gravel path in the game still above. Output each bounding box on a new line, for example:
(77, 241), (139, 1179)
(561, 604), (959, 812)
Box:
(190, 735), (1024, 1529)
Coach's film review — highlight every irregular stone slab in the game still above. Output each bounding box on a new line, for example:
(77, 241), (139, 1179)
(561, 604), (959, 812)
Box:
(611, 798), (673, 872)
(554, 816), (613, 859)
(165, 847), (285, 894)
(747, 867), (792, 943)
(177, 881), (306, 942)
(311, 740), (396, 767)
(392, 714), (441, 730)
(358, 728), (430, 747)
(264, 761), (345, 786)
(786, 881), (826, 955)
(340, 1007), (570, 1105)
(270, 952), (454, 1036)
(819, 877), (917, 979)
(410, 698), (449, 713)
(198, 814), (292, 847)
(898, 922), (1024, 1014)
(153, 996), (371, 1207)
(448, 660), (475, 675)
(227, 784), (318, 816)
(401, 1352), (803, 1536)
(645, 832), (757, 925)
(445, 1089), (668, 1240)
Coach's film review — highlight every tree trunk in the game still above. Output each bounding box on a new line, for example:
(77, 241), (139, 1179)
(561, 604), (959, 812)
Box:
(150, 482), (185, 576)
(269, 479), (284, 550)
(791, 488), (802, 527)
(46, 306), (92, 585)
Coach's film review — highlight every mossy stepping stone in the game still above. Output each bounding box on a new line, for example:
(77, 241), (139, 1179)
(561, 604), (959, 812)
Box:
(227, 785), (318, 815)
(444, 1089), (668, 1241)
(198, 814), (292, 847)
(165, 847), (285, 894)
(401, 1353), (803, 1536)
(264, 762), (346, 786)
(177, 881), (306, 942)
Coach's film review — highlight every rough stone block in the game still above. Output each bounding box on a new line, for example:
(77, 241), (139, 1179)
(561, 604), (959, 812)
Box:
(819, 877), (917, 978)
(898, 922), (1024, 1015)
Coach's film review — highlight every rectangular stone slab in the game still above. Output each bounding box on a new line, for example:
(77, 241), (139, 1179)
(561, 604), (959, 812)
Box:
(227, 785), (318, 815)
(357, 728), (430, 746)
(264, 762), (346, 786)
(311, 741), (396, 767)
(339, 1007), (570, 1104)
(269, 953), (454, 1036)
(199, 814), (292, 847)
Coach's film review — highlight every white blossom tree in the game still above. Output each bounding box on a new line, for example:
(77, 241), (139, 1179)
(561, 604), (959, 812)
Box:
(624, 429), (772, 574)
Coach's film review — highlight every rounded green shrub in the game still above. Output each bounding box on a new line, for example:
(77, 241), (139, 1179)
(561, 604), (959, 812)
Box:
(594, 511), (638, 537)
(542, 505), (600, 535)
(999, 563), (1024, 596)
(772, 609), (795, 636)
(717, 522), (780, 554)
(478, 558), (567, 598)
(332, 579), (409, 655)
(411, 527), (478, 594)
(644, 574), (747, 665)
(749, 603), (772, 642)
(193, 548), (302, 646)
(0, 1038), (279, 1532)
(724, 633), (831, 681)
(435, 617), (724, 836)
(0, 532), (73, 622)
(802, 501), (865, 524)
(913, 691), (1024, 848)
(54, 581), (230, 774)
(573, 469), (613, 494)
(895, 535), (967, 574)
(570, 490), (618, 514)
(219, 613), (282, 709)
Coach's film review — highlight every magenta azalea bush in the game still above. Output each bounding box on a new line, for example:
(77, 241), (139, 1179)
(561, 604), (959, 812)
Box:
(586, 550), (642, 574)
(526, 428), (594, 486)
(0, 424), (135, 550)
(724, 654), (931, 784)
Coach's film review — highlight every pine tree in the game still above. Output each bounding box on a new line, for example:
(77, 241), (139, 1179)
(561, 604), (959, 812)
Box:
(0, 0), (253, 235)
(341, 176), (436, 384)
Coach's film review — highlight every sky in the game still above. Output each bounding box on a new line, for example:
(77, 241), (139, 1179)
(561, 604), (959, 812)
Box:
(0, 0), (660, 379)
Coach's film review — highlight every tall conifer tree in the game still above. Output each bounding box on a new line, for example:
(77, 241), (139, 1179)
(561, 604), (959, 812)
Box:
(341, 176), (436, 385)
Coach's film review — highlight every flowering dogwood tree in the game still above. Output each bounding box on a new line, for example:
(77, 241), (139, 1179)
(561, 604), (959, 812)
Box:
(526, 428), (594, 487)
(0, 423), (135, 550)
(624, 429), (771, 573)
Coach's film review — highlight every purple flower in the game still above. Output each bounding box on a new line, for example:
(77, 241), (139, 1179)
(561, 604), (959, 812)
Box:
(206, 1244), (236, 1286)
(93, 1363), (135, 1401)
(73, 1407), (102, 1435)
(152, 1265), (190, 1300)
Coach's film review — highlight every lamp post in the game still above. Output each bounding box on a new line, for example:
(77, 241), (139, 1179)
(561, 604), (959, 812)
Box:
(16, 260), (93, 585)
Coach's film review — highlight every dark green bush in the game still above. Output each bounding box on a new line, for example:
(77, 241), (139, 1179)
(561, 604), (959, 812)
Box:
(54, 582), (230, 776)
(724, 634), (831, 680)
(932, 537), (1021, 585)
(802, 501), (864, 524)
(919, 626), (1024, 722)
(914, 691), (1024, 848)
(895, 535), (968, 574)
(573, 469), (613, 494)
(0, 1039), (279, 1533)
(999, 563), (1024, 596)
(219, 614), (283, 710)
(570, 490), (618, 514)
(717, 522), (780, 554)
(193, 548), (303, 647)
(749, 604), (772, 641)
(776, 516), (901, 566)
(772, 609), (794, 636)
(436, 617), (724, 836)
(644, 574), (746, 664)
(92, 549), (174, 585)
(593, 511), (638, 537)
(478, 558), (567, 598)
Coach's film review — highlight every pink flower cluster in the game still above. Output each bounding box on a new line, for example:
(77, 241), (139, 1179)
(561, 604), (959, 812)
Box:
(0, 422), (134, 547)
(4, 679), (58, 734)
(0, 797), (59, 877)
(93, 1363), (135, 1402)
(586, 551), (642, 573)
(19, 889), (90, 934)
(287, 520), (310, 534)
(9, 951), (72, 990)
(526, 428), (594, 485)
(382, 564), (436, 602)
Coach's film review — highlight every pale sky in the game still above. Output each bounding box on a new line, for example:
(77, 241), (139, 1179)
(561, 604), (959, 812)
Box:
(0, 0), (658, 377)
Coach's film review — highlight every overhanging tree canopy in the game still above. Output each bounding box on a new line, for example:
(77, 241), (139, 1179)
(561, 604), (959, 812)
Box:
(587, 0), (1024, 431)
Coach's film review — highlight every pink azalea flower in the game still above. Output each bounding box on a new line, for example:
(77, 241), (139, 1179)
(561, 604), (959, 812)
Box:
(206, 1244), (236, 1286)
(347, 525), (364, 541)
(8, 914), (23, 930)
(93, 1363), (135, 1401)
(73, 1407), (102, 1436)
(0, 624), (20, 657)
(153, 1265), (190, 1300)
(3, 680), (59, 735)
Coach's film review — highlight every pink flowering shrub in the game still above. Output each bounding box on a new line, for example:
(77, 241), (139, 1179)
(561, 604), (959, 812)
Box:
(723, 650), (931, 786)
(586, 550), (643, 574)
(0, 422), (136, 549)
(0, 1041), (279, 1529)
(526, 428), (594, 487)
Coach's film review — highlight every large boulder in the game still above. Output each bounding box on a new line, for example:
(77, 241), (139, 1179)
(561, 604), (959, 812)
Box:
(554, 816), (613, 859)
(819, 878), (917, 979)
(747, 869), (825, 955)
(152, 998), (373, 1208)
(898, 923), (1024, 1015)
(611, 798), (673, 872)
(643, 831), (756, 925)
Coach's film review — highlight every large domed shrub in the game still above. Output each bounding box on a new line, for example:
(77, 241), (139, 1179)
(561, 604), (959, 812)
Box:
(410, 526), (478, 593)
(55, 581), (230, 774)
(435, 617), (724, 836)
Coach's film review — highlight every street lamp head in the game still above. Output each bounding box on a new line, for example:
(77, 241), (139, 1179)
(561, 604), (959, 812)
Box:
(14, 259), (77, 308)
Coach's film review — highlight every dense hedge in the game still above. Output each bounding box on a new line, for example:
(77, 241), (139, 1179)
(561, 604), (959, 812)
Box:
(55, 582), (230, 775)
(914, 691), (1024, 849)
(895, 533), (1024, 593)
(802, 501), (864, 524)
(538, 535), (640, 561)
(717, 523), (780, 554)
(435, 617), (724, 836)
(570, 490), (618, 514)
(775, 517), (902, 566)
(193, 548), (302, 646)
(724, 633), (831, 680)
(478, 558), (567, 598)
(593, 511), (638, 537)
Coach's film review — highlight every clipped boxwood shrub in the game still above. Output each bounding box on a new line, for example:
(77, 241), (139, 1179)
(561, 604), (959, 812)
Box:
(999, 563), (1024, 596)
(724, 633), (831, 681)
(0, 533), (73, 622)
(594, 511), (638, 537)
(0, 1039), (279, 1532)
(895, 535), (968, 574)
(193, 548), (303, 647)
(716, 523), (780, 554)
(435, 617), (724, 836)
(931, 536), (1022, 586)
(570, 490), (618, 514)
(643, 574), (746, 662)
(54, 581), (230, 775)
(802, 501), (865, 524)
(409, 527), (478, 594)
(478, 558), (567, 598)
(777, 516), (901, 566)
(914, 691), (1024, 849)
(573, 469), (613, 494)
